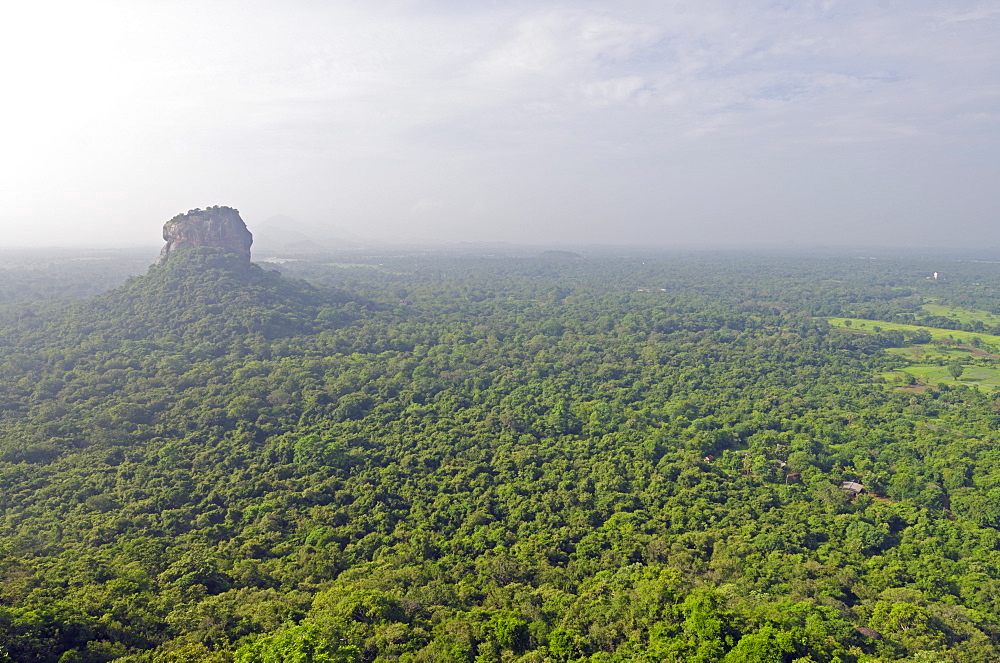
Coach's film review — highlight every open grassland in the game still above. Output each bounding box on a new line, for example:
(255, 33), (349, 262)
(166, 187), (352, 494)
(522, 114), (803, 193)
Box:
(884, 352), (1000, 392)
(882, 364), (1000, 391)
(828, 317), (1000, 346)
(921, 302), (1000, 326)
(886, 343), (996, 363)
(828, 316), (1000, 390)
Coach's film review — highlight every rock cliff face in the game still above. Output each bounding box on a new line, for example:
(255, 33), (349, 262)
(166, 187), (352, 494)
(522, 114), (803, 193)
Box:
(156, 206), (253, 266)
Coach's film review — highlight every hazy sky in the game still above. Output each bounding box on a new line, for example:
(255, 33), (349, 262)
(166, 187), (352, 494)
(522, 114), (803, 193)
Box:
(2, 0), (999, 248)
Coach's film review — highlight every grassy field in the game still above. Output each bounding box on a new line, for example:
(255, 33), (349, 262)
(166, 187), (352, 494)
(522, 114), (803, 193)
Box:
(885, 344), (976, 363)
(883, 345), (1000, 391)
(827, 316), (1000, 390)
(920, 303), (1000, 326)
(882, 364), (1000, 390)
(828, 317), (1000, 346)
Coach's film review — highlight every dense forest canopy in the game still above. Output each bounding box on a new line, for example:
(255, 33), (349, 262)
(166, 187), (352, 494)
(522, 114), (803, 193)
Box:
(3, 246), (1000, 662)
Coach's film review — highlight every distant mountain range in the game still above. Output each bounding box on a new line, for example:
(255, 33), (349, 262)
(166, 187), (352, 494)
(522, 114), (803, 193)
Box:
(252, 215), (367, 252)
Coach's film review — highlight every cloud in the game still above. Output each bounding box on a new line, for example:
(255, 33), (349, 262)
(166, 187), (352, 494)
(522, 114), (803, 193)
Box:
(927, 4), (1000, 23)
(1, 0), (999, 247)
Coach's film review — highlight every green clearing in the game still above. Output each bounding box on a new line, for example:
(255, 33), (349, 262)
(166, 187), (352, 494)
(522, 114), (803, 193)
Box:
(920, 303), (1000, 326)
(828, 317), (1000, 390)
(883, 364), (1000, 390)
(883, 351), (1000, 391)
(828, 316), (1000, 346)
(885, 344), (977, 363)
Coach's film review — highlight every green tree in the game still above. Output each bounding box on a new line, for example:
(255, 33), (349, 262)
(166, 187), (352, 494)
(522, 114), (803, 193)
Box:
(948, 361), (965, 381)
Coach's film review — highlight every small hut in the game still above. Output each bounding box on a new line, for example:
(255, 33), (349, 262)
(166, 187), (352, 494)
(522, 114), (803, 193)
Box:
(840, 481), (865, 496)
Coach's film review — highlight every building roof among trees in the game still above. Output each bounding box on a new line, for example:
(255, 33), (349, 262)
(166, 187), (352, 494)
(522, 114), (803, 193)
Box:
(840, 481), (865, 495)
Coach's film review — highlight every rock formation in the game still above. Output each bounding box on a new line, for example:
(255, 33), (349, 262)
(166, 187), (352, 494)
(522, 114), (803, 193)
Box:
(156, 206), (253, 266)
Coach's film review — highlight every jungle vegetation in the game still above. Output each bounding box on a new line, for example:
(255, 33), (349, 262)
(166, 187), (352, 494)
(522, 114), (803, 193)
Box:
(2, 246), (1000, 662)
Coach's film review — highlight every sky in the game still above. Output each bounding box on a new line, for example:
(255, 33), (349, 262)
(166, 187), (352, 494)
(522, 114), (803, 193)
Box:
(1, 0), (999, 249)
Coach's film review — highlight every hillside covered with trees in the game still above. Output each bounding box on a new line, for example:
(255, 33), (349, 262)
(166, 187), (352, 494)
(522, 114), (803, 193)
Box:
(3, 247), (1000, 662)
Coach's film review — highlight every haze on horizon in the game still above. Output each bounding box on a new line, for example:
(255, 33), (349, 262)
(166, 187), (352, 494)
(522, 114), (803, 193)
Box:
(1, 1), (998, 250)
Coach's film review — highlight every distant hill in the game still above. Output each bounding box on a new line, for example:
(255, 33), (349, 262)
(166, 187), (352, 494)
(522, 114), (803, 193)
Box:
(252, 215), (365, 252)
(541, 249), (583, 259)
(3, 247), (363, 354)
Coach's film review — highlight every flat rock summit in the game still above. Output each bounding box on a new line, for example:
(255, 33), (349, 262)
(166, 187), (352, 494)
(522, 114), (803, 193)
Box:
(155, 206), (253, 266)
